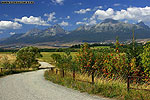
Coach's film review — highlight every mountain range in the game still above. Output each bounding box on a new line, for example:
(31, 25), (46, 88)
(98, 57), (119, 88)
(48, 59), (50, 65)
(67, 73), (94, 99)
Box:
(1, 18), (150, 45)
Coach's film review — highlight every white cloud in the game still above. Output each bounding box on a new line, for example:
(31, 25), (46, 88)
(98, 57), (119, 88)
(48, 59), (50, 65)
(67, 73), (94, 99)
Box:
(14, 16), (50, 26)
(44, 12), (56, 22)
(0, 21), (22, 30)
(92, 6), (150, 23)
(59, 21), (69, 26)
(113, 3), (120, 6)
(74, 8), (91, 14)
(60, 16), (70, 20)
(52, 0), (64, 5)
(88, 20), (97, 25)
(0, 31), (3, 34)
(92, 8), (114, 20)
(66, 16), (70, 19)
(76, 21), (87, 25)
(9, 32), (15, 35)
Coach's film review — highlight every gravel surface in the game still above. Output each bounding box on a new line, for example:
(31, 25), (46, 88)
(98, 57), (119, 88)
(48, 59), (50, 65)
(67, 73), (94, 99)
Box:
(0, 62), (110, 100)
(39, 62), (55, 69)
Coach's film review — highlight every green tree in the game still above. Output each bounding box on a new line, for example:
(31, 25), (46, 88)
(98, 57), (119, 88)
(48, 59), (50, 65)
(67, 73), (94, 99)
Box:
(125, 31), (143, 76)
(51, 54), (61, 63)
(16, 46), (42, 68)
(51, 50), (72, 77)
(141, 41), (150, 77)
(76, 43), (99, 83)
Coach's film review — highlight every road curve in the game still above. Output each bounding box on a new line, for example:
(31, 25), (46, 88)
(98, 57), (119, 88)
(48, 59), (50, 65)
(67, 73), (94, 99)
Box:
(0, 64), (110, 100)
(38, 61), (55, 69)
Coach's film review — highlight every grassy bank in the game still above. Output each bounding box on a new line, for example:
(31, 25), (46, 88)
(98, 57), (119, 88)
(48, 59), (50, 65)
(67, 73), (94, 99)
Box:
(0, 68), (37, 77)
(44, 70), (150, 100)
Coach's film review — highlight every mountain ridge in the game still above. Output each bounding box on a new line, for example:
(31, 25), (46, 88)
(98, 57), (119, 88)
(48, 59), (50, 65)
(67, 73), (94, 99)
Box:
(1, 18), (150, 44)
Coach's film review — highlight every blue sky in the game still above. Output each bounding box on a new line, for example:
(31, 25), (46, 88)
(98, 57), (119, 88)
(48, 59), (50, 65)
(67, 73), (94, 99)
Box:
(0, 0), (150, 38)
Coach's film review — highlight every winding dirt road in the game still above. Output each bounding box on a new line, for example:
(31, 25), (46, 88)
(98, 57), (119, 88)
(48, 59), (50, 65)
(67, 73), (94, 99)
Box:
(0, 62), (110, 100)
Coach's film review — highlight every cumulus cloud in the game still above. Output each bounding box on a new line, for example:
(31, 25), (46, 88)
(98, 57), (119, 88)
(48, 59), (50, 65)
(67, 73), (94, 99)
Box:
(92, 6), (150, 23)
(59, 21), (69, 26)
(113, 6), (150, 22)
(52, 0), (64, 5)
(14, 16), (50, 26)
(0, 21), (22, 30)
(92, 8), (114, 20)
(44, 12), (56, 22)
(9, 32), (15, 35)
(74, 8), (91, 14)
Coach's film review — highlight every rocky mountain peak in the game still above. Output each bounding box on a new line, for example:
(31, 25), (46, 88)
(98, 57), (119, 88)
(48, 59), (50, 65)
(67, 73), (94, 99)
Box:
(137, 21), (149, 29)
(20, 28), (41, 38)
(46, 24), (66, 34)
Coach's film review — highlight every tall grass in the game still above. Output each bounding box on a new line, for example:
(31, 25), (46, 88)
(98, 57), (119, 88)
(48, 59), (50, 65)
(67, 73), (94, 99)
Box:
(44, 69), (150, 100)
(0, 68), (37, 77)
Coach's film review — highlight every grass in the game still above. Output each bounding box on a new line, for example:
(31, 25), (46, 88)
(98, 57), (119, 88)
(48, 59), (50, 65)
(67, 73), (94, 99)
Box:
(91, 46), (110, 49)
(0, 52), (38, 77)
(0, 52), (16, 63)
(0, 68), (38, 77)
(44, 69), (150, 100)
(38, 52), (77, 63)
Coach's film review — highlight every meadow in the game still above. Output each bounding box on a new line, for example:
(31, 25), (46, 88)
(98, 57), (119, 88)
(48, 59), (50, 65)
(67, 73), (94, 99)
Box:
(0, 44), (150, 100)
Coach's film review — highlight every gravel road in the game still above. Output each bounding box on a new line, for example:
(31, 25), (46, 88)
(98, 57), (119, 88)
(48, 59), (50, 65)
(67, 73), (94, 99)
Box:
(0, 63), (110, 100)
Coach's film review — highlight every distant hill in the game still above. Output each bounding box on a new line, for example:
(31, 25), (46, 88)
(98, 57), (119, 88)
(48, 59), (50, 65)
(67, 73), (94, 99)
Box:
(1, 19), (150, 45)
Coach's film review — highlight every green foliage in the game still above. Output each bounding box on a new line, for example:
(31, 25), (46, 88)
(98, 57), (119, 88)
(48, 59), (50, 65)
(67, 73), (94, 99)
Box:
(51, 50), (73, 71)
(76, 43), (98, 74)
(125, 42), (143, 76)
(102, 53), (128, 78)
(141, 41), (150, 77)
(16, 46), (42, 68)
(51, 54), (61, 63)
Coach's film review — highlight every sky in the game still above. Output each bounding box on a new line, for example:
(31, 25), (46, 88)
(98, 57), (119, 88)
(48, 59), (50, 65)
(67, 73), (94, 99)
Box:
(0, 0), (150, 38)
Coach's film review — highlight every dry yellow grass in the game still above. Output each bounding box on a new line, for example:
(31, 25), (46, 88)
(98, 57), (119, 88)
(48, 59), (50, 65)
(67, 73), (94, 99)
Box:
(0, 53), (16, 63)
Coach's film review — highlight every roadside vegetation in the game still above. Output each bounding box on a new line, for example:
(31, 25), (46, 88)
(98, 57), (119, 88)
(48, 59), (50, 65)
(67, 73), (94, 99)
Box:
(45, 38), (150, 100)
(0, 46), (41, 77)
(0, 38), (150, 99)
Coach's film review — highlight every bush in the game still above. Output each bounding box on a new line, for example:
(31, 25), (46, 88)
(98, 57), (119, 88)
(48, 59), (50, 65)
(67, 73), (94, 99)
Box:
(15, 46), (42, 68)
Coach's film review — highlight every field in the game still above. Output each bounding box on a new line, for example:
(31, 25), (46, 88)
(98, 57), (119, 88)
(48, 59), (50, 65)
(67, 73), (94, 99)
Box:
(90, 46), (110, 49)
(0, 52), (16, 64)
(38, 52), (77, 63)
